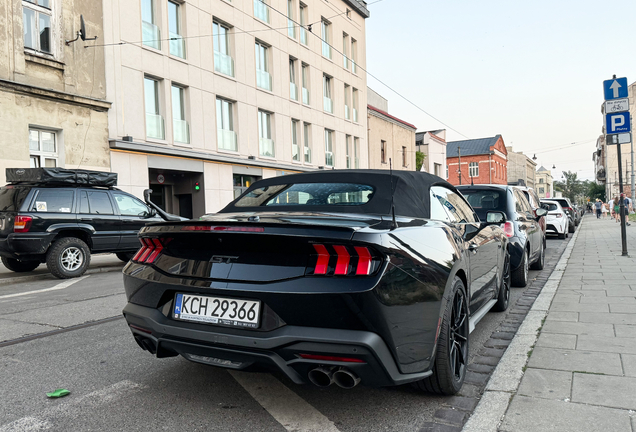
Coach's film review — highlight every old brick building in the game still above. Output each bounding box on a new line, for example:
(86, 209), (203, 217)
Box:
(446, 135), (508, 186)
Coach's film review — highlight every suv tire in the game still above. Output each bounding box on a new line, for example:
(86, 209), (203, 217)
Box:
(46, 237), (91, 279)
(1, 256), (40, 273)
(116, 252), (135, 263)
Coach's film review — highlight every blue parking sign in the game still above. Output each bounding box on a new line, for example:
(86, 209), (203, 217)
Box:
(604, 77), (628, 100)
(606, 112), (631, 134)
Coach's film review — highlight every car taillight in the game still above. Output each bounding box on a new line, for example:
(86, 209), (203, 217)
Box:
(132, 237), (172, 264)
(556, 213), (563, 218)
(308, 244), (380, 276)
(502, 221), (514, 238)
(14, 215), (33, 233)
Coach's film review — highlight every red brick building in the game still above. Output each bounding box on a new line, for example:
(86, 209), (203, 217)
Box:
(446, 135), (508, 186)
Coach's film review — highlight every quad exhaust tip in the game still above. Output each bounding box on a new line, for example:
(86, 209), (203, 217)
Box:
(308, 367), (361, 389)
(333, 368), (361, 389)
(307, 366), (335, 388)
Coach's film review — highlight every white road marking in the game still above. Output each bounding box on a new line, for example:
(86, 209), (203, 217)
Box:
(0, 380), (144, 432)
(229, 371), (342, 432)
(0, 276), (89, 300)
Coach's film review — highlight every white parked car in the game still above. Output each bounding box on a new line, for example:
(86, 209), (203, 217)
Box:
(541, 200), (568, 239)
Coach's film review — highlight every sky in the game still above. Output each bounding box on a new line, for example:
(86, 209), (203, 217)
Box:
(364, 0), (636, 181)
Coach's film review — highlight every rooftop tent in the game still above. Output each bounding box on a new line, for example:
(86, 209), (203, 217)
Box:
(6, 168), (118, 187)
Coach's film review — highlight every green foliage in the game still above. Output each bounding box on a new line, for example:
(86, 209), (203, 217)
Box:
(587, 182), (606, 201)
(416, 151), (426, 172)
(553, 171), (586, 204)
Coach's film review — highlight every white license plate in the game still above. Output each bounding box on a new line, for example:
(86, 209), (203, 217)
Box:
(173, 293), (260, 329)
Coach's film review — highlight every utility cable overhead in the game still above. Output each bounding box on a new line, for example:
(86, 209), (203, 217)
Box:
(306, 0), (387, 27)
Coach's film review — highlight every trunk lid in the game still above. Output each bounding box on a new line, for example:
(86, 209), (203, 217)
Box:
(0, 186), (32, 237)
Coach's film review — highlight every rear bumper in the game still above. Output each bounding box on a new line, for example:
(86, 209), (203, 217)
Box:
(0, 233), (53, 258)
(123, 302), (433, 387)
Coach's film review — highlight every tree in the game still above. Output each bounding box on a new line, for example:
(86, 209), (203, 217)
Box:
(553, 171), (585, 203)
(416, 151), (426, 172)
(587, 181), (606, 202)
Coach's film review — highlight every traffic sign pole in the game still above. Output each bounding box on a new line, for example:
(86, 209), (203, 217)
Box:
(617, 143), (628, 256)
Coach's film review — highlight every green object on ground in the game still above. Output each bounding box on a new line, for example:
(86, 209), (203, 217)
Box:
(46, 389), (70, 398)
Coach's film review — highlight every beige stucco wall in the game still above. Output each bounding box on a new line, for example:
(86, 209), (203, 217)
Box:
(506, 146), (537, 187)
(367, 112), (416, 171)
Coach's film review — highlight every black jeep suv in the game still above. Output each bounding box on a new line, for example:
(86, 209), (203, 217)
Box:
(0, 168), (173, 279)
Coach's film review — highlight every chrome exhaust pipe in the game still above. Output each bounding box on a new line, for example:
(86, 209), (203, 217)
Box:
(333, 368), (361, 389)
(307, 366), (336, 388)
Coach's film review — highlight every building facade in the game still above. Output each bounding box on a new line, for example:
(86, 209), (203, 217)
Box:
(416, 129), (447, 178)
(0, 0), (110, 184)
(103, 0), (369, 218)
(367, 88), (416, 171)
(506, 146), (536, 188)
(535, 166), (553, 199)
(446, 135), (508, 186)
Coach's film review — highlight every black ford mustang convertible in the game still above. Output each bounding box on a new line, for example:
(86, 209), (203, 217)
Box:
(122, 170), (510, 395)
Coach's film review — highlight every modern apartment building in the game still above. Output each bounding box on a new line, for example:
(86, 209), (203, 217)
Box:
(103, 0), (369, 218)
(0, 0), (110, 184)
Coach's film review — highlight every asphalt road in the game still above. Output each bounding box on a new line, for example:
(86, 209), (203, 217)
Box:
(0, 237), (568, 431)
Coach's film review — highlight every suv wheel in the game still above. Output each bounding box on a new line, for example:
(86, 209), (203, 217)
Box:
(116, 252), (135, 263)
(46, 237), (91, 279)
(1, 257), (40, 273)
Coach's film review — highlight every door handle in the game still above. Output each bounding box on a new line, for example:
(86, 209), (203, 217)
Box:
(519, 224), (527, 230)
(469, 244), (479, 253)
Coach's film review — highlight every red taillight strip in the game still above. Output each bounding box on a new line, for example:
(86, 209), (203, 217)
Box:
(132, 238), (150, 262)
(145, 238), (164, 264)
(137, 238), (154, 262)
(333, 245), (350, 275)
(313, 244), (330, 275)
(354, 247), (372, 275)
(181, 225), (264, 232)
(14, 215), (33, 233)
(298, 354), (365, 363)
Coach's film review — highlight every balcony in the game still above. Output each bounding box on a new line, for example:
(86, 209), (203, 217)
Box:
(292, 144), (300, 161)
(352, 59), (357, 74)
(300, 27), (307, 45)
(259, 138), (275, 157)
(354, 157), (359, 169)
(353, 108), (358, 122)
(322, 41), (331, 59)
(217, 128), (237, 151)
(287, 19), (295, 38)
(343, 55), (349, 69)
(173, 119), (190, 143)
(345, 105), (350, 120)
(142, 21), (161, 50)
(290, 82), (298, 101)
(346, 155), (351, 169)
(304, 146), (311, 163)
(302, 87), (309, 105)
(169, 32), (185, 59)
(257, 69), (272, 91)
(323, 96), (333, 114)
(325, 151), (333, 167)
(146, 113), (165, 140)
(254, 0), (269, 23)
(214, 51), (235, 77)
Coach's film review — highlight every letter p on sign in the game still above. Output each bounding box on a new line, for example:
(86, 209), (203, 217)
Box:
(606, 112), (631, 134)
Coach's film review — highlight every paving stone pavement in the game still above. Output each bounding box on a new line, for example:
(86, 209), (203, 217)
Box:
(496, 215), (636, 432)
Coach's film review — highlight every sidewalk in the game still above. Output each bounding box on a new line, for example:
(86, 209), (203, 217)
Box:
(465, 214), (636, 432)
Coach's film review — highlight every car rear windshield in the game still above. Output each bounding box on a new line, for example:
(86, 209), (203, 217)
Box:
(554, 199), (570, 208)
(235, 183), (375, 207)
(460, 189), (507, 220)
(0, 186), (30, 212)
(543, 203), (558, 211)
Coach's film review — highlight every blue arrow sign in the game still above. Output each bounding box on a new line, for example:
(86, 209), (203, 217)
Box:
(606, 112), (631, 134)
(604, 77), (628, 100)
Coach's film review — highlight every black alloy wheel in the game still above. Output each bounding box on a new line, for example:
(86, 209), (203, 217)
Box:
(493, 253), (511, 312)
(413, 277), (469, 395)
(530, 241), (545, 270)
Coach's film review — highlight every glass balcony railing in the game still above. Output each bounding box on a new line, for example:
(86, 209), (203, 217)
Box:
(302, 87), (309, 105)
(292, 144), (300, 161)
(217, 128), (238, 151)
(142, 21), (161, 50)
(352, 59), (357, 74)
(345, 105), (350, 120)
(259, 137), (275, 157)
(254, 0), (269, 23)
(169, 32), (185, 59)
(354, 157), (359, 169)
(214, 51), (235, 77)
(257, 69), (272, 91)
(343, 55), (349, 69)
(323, 96), (333, 114)
(287, 19), (295, 38)
(322, 40), (331, 59)
(173, 119), (189, 143)
(325, 151), (333, 167)
(304, 146), (311, 163)
(300, 27), (307, 45)
(146, 113), (165, 140)
(353, 108), (358, 122)
(290, 82), (298, 101)
(346, 155), (351, 169)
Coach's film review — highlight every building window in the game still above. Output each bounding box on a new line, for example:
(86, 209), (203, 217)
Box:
(324, 129), (334, 167)
(352, 88), (359, 122)
(469, 162), (479, 177)
(344, 84), (351, 120)
(381, 140), (387, 164)
(213, 22), (234, 77)
(351, 38), (358, 73)
(323, 75), (333, 113)
(402, 146), (407, 167)
(144, 76), (164, 139)
(171, 85), (189, 143)
(346, 135), (352, 168)
(321, 19), (331, 59)
(354, 137), (360, 169)
(539, 178), (544, 183)
(302, 122), (312, 163)
(287, 0), (296, 38)
(539, 187), (545, 194)
(434, 163), (442, 177)
(234, 174), (262, 199)
(168, 1), (185, 58)
(301, 63), (310, 105)
(216, 97), (237, 151)
(342, 33), (349, 69)
(29, 128), (57, 168)
(299, 3), (308, 45)
(254, 0), (270, 23)
(255, 41), (272, 91)
(291, 119), (300, 161)
(141, 0), (161, 50)
(23, 0), (52, 54)
(289, 58), (298, 101)
(258, 110), (274, 157)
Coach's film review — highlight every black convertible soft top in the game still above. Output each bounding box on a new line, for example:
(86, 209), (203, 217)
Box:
(220, 170), (456, 219)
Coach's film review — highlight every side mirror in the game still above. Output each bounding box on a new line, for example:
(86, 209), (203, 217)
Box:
(535, 208), (548, 219)
(486, 211), (506, 225)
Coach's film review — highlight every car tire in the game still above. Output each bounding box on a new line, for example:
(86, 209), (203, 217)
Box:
(511, 248), (529, 287)
(568, 223), (576, 233)
(46, 237), (91, 279)
(558, 231), (566, 239)
(1, 256), (40, 272)
(412, 276), (468, 395)
(493, 252), (511, 312)
(116, 252), (135, 263)
(530, 241), (545, 270)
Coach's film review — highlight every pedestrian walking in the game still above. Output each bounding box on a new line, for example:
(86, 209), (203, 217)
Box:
(613, 196), (620, 223)
(594, 199), (602, 219)
(624, 196), (632, 226)
(601, 201), (608, 218)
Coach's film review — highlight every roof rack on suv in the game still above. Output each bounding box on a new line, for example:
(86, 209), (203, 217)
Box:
(6, 168), (117, 187)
